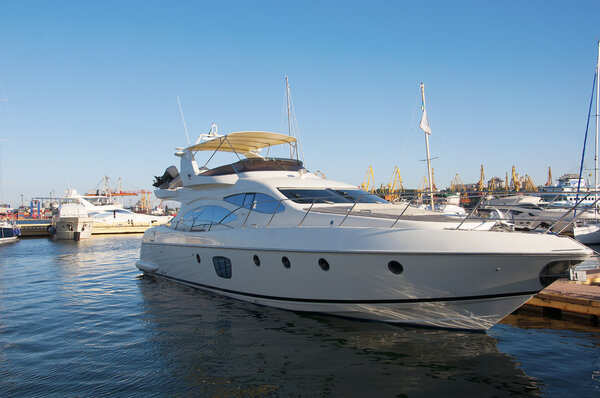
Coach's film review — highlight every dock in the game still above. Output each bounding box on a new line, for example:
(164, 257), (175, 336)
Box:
(515, 269), (600, 325)
(18, 221), (52, 237)
(17, 221), (155, 237)
(92, 224), (154, 234)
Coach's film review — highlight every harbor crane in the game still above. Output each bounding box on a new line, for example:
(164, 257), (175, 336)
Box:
(511, 166), (521, 192)
(477, 165), (486, 192)
(524, 175), (537, 192)
(417, 176), (430, 200)
(546, 167), (553, 186)
(381, 167), (404, 202)
(359, 166), (375, 193)
(449, 174), (466, 192)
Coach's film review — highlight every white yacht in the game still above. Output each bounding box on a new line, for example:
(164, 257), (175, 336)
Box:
(0, 219), (20, 244)
(49, 197), (93, 241)
(60, 189), (171, 228)
(136, 131), (592, 330)
(480, 195), (596, 232)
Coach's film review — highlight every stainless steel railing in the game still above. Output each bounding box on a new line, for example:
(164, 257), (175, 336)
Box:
(168, 189), (600, 234)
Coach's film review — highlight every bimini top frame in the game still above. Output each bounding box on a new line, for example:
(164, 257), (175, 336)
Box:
(187, 131), (298, 159)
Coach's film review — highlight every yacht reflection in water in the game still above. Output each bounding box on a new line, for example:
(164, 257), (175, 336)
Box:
(137, 275), (542, 397)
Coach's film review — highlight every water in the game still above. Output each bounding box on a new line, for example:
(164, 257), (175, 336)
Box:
(0, 236), (598, 397)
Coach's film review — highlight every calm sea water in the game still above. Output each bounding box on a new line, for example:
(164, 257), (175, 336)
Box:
(0, 236), (598, 397)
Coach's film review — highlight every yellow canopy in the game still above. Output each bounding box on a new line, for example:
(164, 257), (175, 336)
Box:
(187, 131), (297, 155)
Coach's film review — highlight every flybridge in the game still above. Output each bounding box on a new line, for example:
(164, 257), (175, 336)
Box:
(154, 130), (303, 194)
(182, 131), (298, 160)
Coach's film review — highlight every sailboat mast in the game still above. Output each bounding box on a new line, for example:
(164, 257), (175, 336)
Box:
(420, 83), (435, 210)
(285, 76), (294, 158)
(596, 41), (600, 208)
(285, 76), (292, 137)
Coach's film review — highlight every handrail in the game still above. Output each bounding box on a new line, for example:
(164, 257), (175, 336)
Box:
(390, 195), (417, 228)
(454, 194), (486, 230)
(298, 198), (317, 227)
(266, 200), (283, 227)
(241, 202), (254, 228)
(554, 195), (600, 235)
(338, 199), (358, 227)
(543, 193), (592, 234)
(166, 189), (600, 233)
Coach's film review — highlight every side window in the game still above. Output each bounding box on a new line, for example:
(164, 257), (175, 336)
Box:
(224, 193), (285, 214)
(224, 194), (244, 207)
(178, 206), (237, 231)
(242, 193), (255, 209)
(253, 193), (284, 213)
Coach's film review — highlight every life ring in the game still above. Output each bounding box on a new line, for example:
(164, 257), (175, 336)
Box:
(47, 225), (57, 235)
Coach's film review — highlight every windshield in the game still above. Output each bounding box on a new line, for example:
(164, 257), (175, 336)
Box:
(278, 188), (388, 204)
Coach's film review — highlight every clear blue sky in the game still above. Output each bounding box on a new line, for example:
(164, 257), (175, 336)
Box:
(0, 1), (599, 207)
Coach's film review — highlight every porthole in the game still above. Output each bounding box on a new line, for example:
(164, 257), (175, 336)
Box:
(318, 258), (330, 271)
(196, 254), (201, 264)
(212, 256), (232, 279)
(388, 261), (403, 275)
(253, 255), (261, 266)
(282, 256), (291, 269)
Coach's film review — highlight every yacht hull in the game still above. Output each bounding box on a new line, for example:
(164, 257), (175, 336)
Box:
(573, 223), (600, 245)
(51, 217), (93, 241)
(0, 236), (18, 244)
(138, 226), (591, 330)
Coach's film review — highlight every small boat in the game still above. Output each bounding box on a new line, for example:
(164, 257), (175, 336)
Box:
(0, 219), (20, 244)
(49, 197), (93, 241)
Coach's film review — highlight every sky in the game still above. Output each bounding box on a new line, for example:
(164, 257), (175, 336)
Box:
(0, 0), (599, 207)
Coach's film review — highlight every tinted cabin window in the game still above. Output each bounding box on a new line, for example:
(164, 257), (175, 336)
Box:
(225, 193), (245, 207)
(178, 206), (237, 231)
(278, 188), (389, 204)
(224, 193), (285, 214)
(332, 189), (388, 204)
(278, 188), (353, 204)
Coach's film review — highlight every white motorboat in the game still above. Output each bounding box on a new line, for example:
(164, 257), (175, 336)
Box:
(49, 197), (93, 241)
(60, 189), (171, 228)
(573, 222), (600, 245)
(480, 195), (596, 232)
(136, 130), (592, 330)
(0, 219), (20, 244)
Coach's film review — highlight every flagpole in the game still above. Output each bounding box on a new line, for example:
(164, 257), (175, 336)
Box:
(420, 83), (435, 211)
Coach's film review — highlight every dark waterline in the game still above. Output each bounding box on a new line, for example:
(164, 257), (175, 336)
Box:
(0, 236), (598, 397)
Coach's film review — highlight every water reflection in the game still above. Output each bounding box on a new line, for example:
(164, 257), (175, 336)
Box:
(1, 236), (597, 396)
(138, 275), (541, 396)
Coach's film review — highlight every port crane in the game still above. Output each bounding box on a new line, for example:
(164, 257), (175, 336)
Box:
(88, 176), (153, 212)
(511, 166), (522, 192)
(417, 176), (430, 200)
(477, 165), (486, 192)
(381, 167), (404, 202)
(449, 173), (470, 204)
(449, 174), (466, 192)
(546, 167), (553, 186)
(524, 175), (537, 192)
(359, 166), (375, 193)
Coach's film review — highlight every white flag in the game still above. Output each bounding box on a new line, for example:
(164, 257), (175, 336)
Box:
(420, 108), (431, 135)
